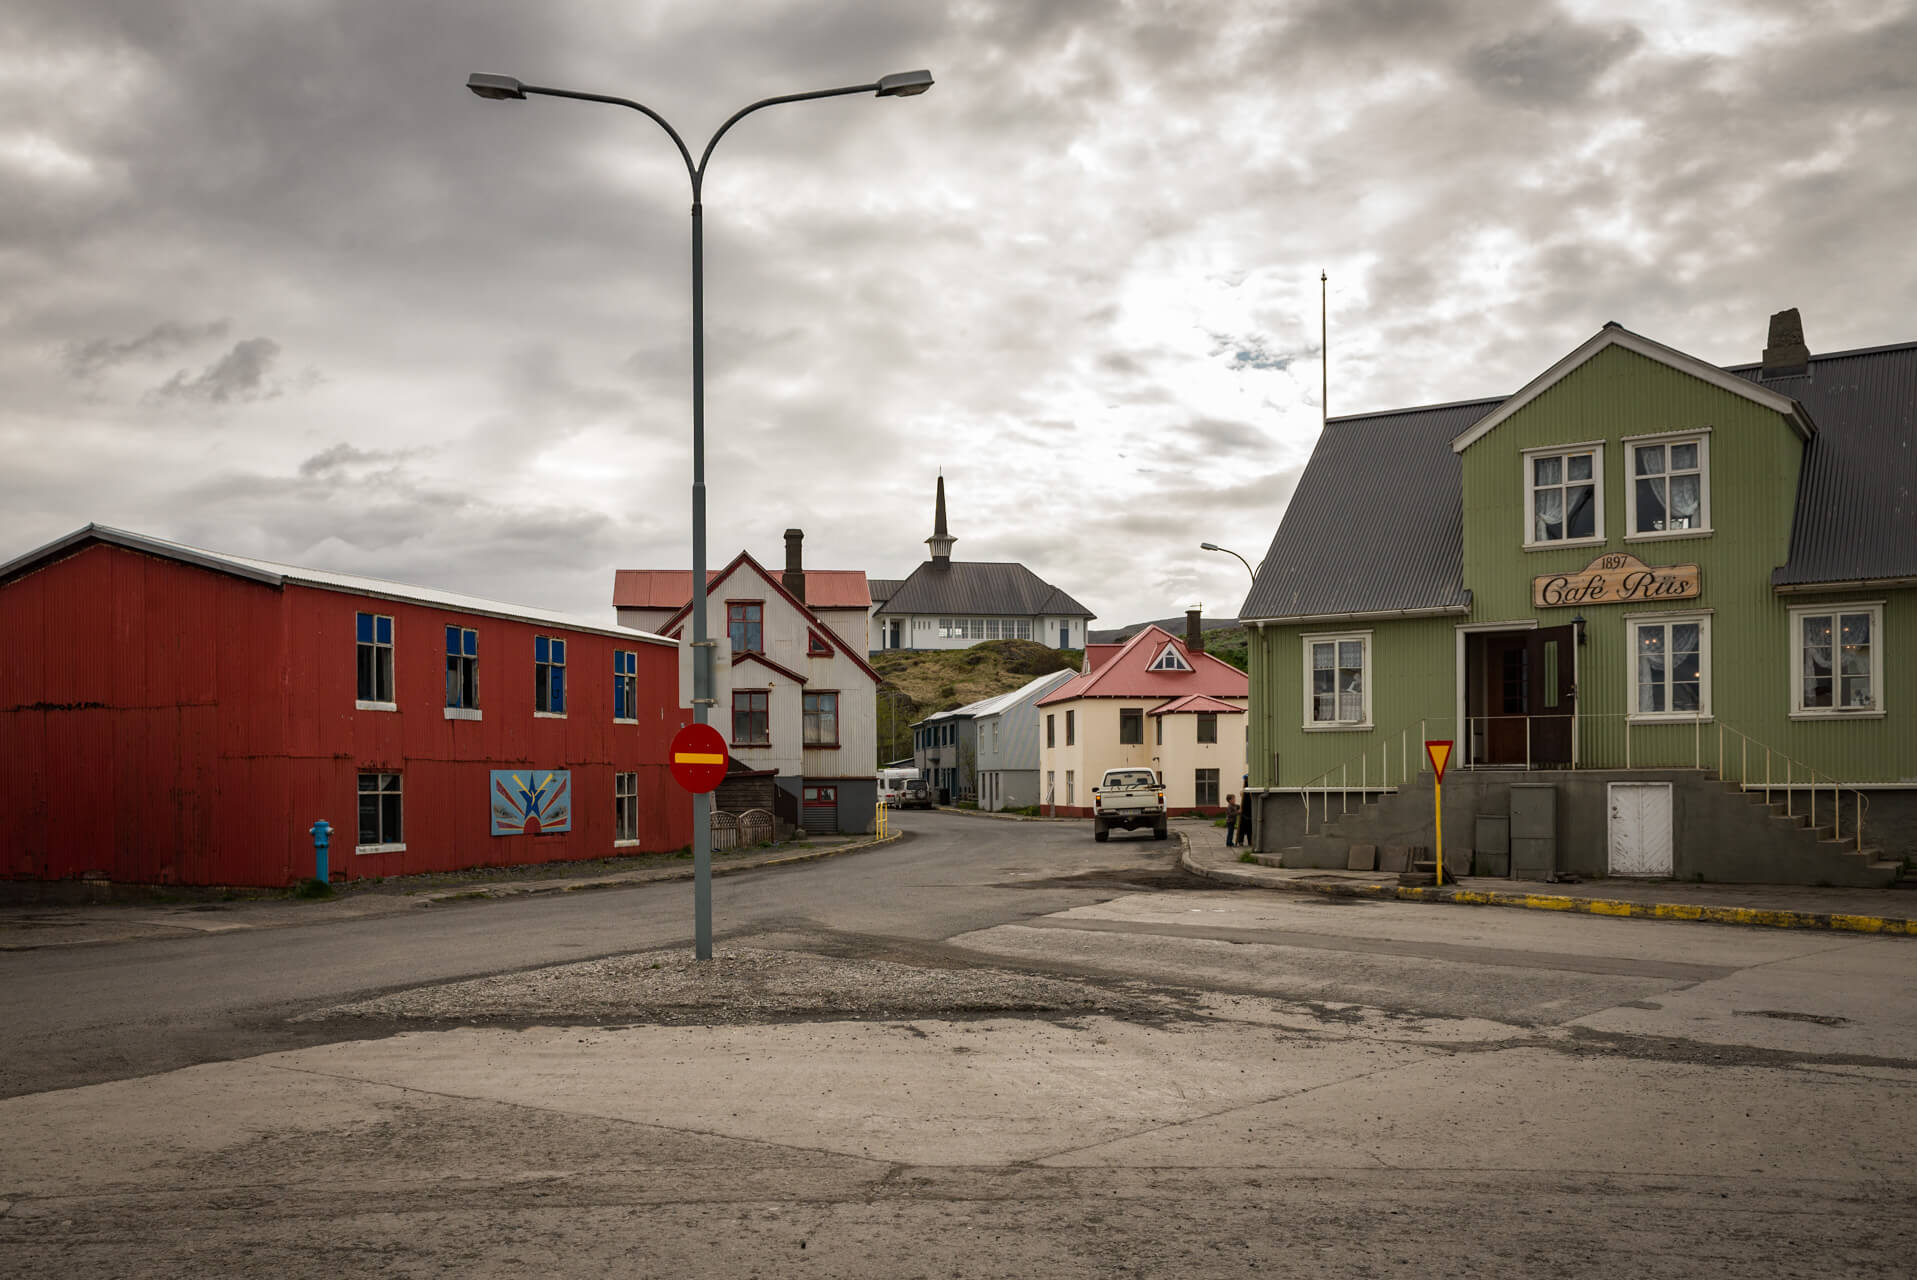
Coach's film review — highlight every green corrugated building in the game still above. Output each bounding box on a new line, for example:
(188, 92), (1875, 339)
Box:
(1240, 311), (1915, 886)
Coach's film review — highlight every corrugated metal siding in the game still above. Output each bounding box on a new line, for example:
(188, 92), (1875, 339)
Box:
(0, 543), (694, 887)
(1241, 400), (1497, 621)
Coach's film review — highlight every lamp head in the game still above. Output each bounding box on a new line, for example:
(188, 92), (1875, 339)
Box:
(467, 73), (527, 101)
(1200, 542), (1222, 552)
(875, 69), (935, 97)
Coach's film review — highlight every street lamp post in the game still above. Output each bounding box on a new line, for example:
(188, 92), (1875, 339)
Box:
(467, 68), (933, 960)
(1199, 541), (1256, 582)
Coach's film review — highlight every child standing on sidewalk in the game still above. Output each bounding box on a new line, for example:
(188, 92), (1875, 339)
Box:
(1224, 794), (1240, 847)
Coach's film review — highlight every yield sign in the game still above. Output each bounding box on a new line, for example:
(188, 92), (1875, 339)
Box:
(1425, 740), (1453, 785)
(669, 722), (729, 794)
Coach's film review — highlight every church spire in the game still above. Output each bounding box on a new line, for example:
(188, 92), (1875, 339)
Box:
(926, 472), (956, 563)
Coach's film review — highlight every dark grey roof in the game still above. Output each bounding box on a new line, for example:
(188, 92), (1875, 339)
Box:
(1729, 342), (1917, 588)
(876, 560), (1094, 618)
(868, 577), (905, 604)
(1240, 399), (1497, 621)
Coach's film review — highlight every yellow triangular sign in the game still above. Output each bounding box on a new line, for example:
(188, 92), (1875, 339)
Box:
(1425, 740), (1453, 784)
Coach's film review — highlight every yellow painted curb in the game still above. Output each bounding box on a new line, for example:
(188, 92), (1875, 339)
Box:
(1393, 885), (1917, 935)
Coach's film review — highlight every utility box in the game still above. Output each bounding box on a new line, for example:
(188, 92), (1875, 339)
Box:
(1509, 784), (1557, 881)
(1473, 814), (1510, 877)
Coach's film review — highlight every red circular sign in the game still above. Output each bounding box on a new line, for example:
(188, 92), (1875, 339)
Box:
(668, 722), (730, 794)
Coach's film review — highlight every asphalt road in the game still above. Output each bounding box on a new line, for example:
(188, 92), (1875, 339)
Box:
(5, 811), (1915, 1277)
(0, 812), (1192, 1098)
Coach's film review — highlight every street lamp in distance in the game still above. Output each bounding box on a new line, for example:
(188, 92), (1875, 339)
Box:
(1200, 542), (1256, 581)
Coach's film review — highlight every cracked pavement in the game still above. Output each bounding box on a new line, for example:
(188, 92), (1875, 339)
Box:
(3, 812), (1914, 1276)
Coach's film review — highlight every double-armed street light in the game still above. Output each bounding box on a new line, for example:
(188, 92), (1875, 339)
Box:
(466, 67), (933, 959)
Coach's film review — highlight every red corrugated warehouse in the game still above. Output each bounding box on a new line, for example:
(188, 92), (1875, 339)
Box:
(0, 525), (692, 888)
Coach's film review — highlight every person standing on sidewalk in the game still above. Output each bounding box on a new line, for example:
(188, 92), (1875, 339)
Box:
(1224, 794), (1240, 847)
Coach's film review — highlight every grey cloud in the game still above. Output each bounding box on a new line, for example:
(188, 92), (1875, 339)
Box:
(153, 337), (283, 404)
(64, 319), (230, 378)
(1460, 19), (1644, 105)
(1178, 418), (1269, 456)
(298, 443), (410, 478)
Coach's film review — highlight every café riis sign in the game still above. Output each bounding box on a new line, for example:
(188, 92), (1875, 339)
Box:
(1532, 552), (1700, 609)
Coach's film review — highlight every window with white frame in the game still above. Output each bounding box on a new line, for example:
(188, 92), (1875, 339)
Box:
(1525, 446), (1602, 544)
(1628, 435), (1708, 535)
(1148, 645), (1192, 672)
(615, 771), (638, 843)
(1195, 768), (1220, 807)
(1630, 614), (1710, 718)
(1792, 604), (1882, 715)
(1304, 632), (1371, 727)
(1066, 770), (1074, 805)
(357, 772), (403, 848)
(1197, 712), (1218, 744)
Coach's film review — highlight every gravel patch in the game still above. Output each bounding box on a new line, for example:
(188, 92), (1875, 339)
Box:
(298, 946), (1138, 1025)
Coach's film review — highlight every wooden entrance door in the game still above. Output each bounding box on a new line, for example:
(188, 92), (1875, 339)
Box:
(1476, 627), (1576, 766)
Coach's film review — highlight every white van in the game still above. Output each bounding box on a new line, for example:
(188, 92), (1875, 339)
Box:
(877, 768), (921, 806)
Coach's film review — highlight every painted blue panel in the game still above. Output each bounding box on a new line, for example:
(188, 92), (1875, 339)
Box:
(375, 615), (392, 644)
(445, 624), (459, 654)
(552, 667), (565, 713)
(553, 639), (565, 664)
(357, 612), (374, 643)
(535, 635), (550, 663)
(490, 769), (573, 836)
(463, 629), (477, 657)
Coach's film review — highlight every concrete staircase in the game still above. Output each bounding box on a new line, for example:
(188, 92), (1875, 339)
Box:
(1272, 768), (1903, 888)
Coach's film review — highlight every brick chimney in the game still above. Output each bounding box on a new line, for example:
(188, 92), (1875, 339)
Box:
(1185, 608), (1205, 655)
(1762, 307), (1810, 379)
(782, 528), (806, 603)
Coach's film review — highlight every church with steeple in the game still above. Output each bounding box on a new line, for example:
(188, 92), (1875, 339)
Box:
(867, 475), (1094, 653)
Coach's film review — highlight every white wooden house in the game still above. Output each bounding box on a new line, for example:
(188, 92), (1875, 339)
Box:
(614, 531), (880, 832)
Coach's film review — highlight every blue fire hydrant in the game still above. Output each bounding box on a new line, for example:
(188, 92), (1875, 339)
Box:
(309, 819), (332, 885)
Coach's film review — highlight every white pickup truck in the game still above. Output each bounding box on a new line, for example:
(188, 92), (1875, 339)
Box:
(1091, 768), (1168, 842)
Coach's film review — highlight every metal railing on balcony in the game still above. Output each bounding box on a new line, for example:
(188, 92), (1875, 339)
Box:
(1295, 711), (1868, 852)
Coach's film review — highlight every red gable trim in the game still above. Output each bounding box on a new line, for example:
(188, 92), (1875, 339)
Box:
(733, 650), (808, 685)
(653, 550), (881, 685)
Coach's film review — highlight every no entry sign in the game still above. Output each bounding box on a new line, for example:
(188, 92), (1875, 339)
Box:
(669, 723), (729, 794)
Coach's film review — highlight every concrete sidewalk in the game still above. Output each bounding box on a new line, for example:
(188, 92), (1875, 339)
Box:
(0, 830), (900, 952)
(1178, 818), (1917, 935)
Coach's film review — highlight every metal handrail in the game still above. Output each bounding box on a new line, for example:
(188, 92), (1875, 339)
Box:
(1298, 717), (1451, 835)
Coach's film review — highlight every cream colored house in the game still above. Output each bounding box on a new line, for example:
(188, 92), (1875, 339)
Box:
(1038, 618), (1248, 816)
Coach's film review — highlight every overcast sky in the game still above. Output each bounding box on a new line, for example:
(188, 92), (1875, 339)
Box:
(4, 0), (1913, 632)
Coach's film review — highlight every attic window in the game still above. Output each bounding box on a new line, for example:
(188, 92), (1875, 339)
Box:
(1148, 645), (1192, 672)
(807, 629), (833, 657)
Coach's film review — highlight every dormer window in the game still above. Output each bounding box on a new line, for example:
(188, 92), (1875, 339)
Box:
(1148, 645), (1192, 672)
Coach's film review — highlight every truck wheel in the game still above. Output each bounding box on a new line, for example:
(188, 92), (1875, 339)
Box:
(1152, 819), (1168, 841)
(1093, 820), (1110, 843)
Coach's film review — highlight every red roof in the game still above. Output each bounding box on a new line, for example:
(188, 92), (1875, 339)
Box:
(1149, 694), (1246, 716)
(615, 567), (870, 610)
(1084, 643), (1124, 673)
(1039, 625), (1247, 706)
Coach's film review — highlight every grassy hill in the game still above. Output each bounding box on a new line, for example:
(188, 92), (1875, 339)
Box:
(871, 639), (1080, 765)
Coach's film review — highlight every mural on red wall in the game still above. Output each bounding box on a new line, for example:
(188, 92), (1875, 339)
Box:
(490, 770), (573, 835)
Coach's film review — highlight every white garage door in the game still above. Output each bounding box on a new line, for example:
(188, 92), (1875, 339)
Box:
(1607, 782), (1674, 877)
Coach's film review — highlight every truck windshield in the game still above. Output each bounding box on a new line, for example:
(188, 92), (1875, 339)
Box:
(1103, 770), (1156, 788)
